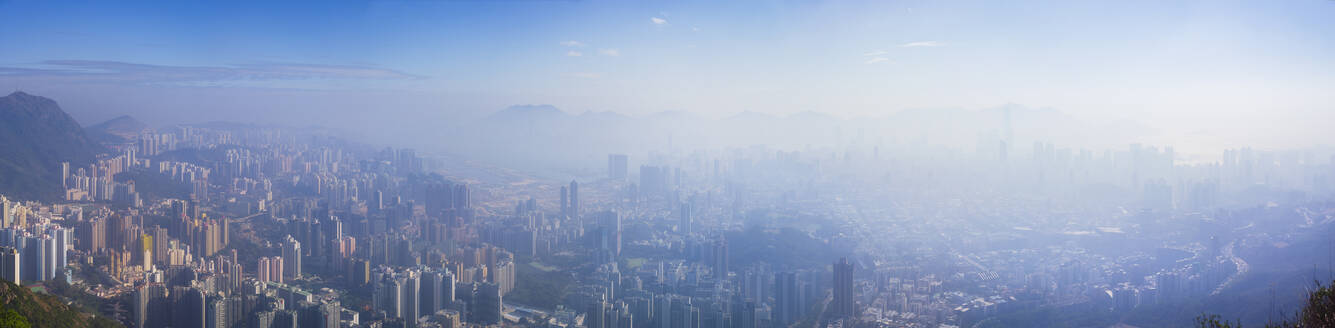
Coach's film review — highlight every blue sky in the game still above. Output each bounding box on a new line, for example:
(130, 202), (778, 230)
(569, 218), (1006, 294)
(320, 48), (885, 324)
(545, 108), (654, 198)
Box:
(1, 0), (1332, 152)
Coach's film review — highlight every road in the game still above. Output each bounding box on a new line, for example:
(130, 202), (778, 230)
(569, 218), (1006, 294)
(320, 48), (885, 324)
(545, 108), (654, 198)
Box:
(1211, 240), (1248, 296)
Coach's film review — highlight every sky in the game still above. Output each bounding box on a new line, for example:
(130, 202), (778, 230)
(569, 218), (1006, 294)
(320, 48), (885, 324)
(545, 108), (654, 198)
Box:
(0, 0), (1333, 154)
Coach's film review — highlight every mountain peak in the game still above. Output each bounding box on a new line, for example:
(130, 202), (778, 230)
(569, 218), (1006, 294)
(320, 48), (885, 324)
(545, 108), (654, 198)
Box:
(87, 115), (149, 144)
(502, 104), (564, 115)
(2, 90), (57, 106)
(487, 104), (569, 121)
(107, 114), (136, 121)
(0, 92), (104, 201)
(90, 115), (145, 129)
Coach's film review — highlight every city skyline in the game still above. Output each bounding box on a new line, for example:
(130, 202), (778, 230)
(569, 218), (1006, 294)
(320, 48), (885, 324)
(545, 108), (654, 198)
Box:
(1, 1), (1333, 155)
(0, 2), (1333, 328)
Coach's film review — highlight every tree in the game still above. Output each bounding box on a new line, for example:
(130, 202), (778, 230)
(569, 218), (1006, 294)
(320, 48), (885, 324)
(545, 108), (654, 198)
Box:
(1296, 280), (1335, 327)
(0, 308), (30, 328)
(1198, 280), (1335, 328)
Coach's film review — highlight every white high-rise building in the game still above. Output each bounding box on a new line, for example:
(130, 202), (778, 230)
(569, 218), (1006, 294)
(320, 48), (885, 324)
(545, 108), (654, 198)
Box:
(282, 236), (301, 280)
(49, 227), (69, 277)
(257, 257), (271, 283)
(270, 256), (284, 284)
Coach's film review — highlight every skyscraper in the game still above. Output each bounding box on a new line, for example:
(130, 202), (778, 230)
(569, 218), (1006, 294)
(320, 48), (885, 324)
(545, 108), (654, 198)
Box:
(375, 275), (404, 319)
(773, 272), (800, 325)
(282, 235), (302, 280)
(135, 284), (169, 328)
(22, 235), (48, 281)
(0, 246), (18, 285)
(50, 227), (69, 276)
(472, 282), (502, 325)
(453, 184), (471, 209)
(833, 257), (855, 319)
(0, 196), (10, 228)
(425, 271), (443, 313)
(711, 237), (728, 278)
(77, 217), (106, 252)
(374, 190), (384, 212)
(401, 271), (421, 328)
(569, 180), (580, 218)
(152, 226), (168, 263)
(320, 301), (342, 328)
(171, 287), (206, 328)
(678, 203), (692, 235)
(139, 233), (152, 271)
(61, 162), (69, 189)
(258, 257), (271, 283)
(443, 271), (456, 304)
(270, 256), (284, 284)
(608, 154), (628, 180)
(593, 210), (621, 260)
(587, 298), (608, 328)
(560, 186), (569, 217)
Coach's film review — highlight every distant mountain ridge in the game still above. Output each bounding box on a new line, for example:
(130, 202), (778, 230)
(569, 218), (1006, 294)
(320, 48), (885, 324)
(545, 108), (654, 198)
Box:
(486, 104), (569, 122)
(437, 102), (1148, 173)
(0, 91), (104, 201)
(86, 115), (147, 144)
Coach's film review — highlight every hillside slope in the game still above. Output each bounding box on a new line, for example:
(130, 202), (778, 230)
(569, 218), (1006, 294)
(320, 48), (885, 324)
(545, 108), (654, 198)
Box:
(0, 91), (104, 201)
(0, 281), (121, 328)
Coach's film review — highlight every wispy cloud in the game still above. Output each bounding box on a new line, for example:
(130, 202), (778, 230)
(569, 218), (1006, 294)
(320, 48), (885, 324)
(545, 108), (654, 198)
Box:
(691, 26), (701, 32)
(560, 40), (584, 47)
(902, 41), (945, 48)
(0, 60), (422, 86)
(863, 50), (888, 57)
(571, 72), (602, 79)
(865, 57), (890, 64)
(598, 49), (620, 57)
(651, 17), (667, 25)
(566, 51), (583, 57)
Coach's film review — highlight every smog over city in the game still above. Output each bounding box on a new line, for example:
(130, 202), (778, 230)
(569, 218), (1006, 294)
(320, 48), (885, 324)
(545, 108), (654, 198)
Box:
(0, 1), (1333, 328)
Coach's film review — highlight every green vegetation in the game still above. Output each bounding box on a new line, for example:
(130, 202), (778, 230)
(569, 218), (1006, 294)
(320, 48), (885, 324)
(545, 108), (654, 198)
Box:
(0, 308), (29, 328)
(1197, 280), (1335, 328)
(623, 258), (647, 270)
(0, 280), (121, 328)
(44, 279), (118, 325)
(505, 259), (574, 310)
(1195, 315), (1242, 328)
(726, 227), (851, 271)
(529, 261), (559, 272)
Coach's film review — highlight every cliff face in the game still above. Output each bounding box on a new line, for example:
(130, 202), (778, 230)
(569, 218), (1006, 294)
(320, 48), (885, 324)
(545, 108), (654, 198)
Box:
(0, 91), (104, 201)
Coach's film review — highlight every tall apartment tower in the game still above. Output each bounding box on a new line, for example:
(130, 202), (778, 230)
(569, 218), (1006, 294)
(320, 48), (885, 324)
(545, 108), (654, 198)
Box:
(0, 247), (19, 285)
(560, 186), (569, 217)
(568, 180), (580, 218)
(772, 272), (801, 325)
(258, 257), (271, 283)
(0, 196), (10, 228)
(711, 238), (728, 278)
(833, 257), (855, 319)
(608, 154), (628, 180)
(270, 256), (285, 284)
(593, 210), (621, 259)
(282, 235), (302, 280)
(678, 203), (692, 235)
